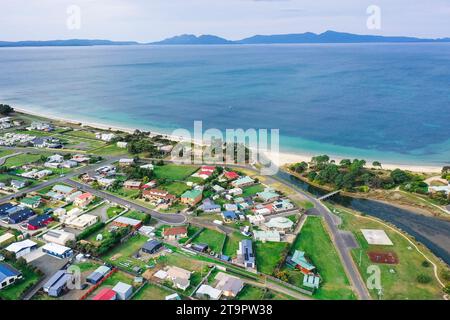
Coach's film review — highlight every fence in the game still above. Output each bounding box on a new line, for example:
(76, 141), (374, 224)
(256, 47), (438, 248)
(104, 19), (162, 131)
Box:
(79, 268), (117, 300)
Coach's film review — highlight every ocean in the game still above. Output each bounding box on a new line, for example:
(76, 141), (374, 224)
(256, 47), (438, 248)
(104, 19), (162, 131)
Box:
(0, 43), (450, 166)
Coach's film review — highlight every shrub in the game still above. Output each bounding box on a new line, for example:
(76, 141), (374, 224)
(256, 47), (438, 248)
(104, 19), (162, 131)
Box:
(416, 274), (432, 284)
(422, 260), (431, 268)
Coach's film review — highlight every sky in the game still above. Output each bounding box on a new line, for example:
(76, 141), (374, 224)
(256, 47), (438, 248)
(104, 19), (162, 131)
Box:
(1, 0), (449, 42)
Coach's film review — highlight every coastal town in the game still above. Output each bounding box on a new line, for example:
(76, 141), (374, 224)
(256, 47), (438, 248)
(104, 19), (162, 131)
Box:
(0, 107), (449, 301)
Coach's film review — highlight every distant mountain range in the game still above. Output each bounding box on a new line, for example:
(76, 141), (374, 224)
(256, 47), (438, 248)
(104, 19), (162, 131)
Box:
(1, 31), (450, 47)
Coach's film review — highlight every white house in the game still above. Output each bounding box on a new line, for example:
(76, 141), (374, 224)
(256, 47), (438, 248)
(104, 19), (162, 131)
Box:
(6, 240), (38, 258)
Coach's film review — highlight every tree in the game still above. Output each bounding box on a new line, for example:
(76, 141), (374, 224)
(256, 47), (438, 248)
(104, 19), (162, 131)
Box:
(416, 274), (432, 284)
(390, 169), (411, 184)
(0, 104), (14, 115)
(339, 159), (352, 168)
(372, 161), (382, 169)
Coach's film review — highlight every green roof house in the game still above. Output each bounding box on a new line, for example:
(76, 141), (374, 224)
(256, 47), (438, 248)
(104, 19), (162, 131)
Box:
(257, 190), (280, 202)
(181, 189), (203, 206)
(287, 250), (316, 274)
(20, 196), (42, 209)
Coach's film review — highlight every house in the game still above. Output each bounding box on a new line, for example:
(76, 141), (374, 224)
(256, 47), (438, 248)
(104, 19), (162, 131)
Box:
(224, 203), (238, 212)
(224, 171), (239, 181)
(20, 196), (42, 209)
(272, 199), (295, 212)
(0, 233), (15, 247)
(0, 263), (22, 290)
(27, 214), (53, 230)
(86, 266), (111, 284)
(43, 270), (73, 297)
(264, 216), (294, 233)
(138, 225), (155, 237)
(140, 163), (154, 170)
(140, 240), (163, 255)
(192, 166), (216, 179)
(71, 154), (91, 163)
(35, 169), (53, 179)
(236, 239), (255, 269)
(429, 184), (450, 195)
(221, 211), (238, 223)
(163, 226), (188, 241)
(247, 214), (265, 226)
(6, 240), (38, 258)
(191, 243), (208, 253)
(123, 180), (142, 190)
(252, 205), (272, 216)
(65, 214), (98, 230)
(142, 189), (176, 205)
(0, 203), (15, 216)
(65, 191), (83, 203)
(303, 274), (320, 289)
(257, 189), (280, 203)
(286, 250), (316, 275)
(212, 185), (225, 193)
(113, 216), (142, 229)
(113, 282), (133, 300)
(180, 189), (203, 206)
(93, 288), (117, 301)
(116, 141), (128, 149)
(253, 230), (281, 242)
(165, 293), (181, 300)
(73, 192), (95, 208)
(141, 180), (157, 189)
(196, 284), (222, 300)
(166, 266), (191, 291)
(11, 180), (26, 190)
(231, 176), (255, 188)
(43, 229), (76, 246)
(96, 132), (116, 142)
(228, 188), (243, 196)
(3, 207), (35, 224)
(119, 158), (134, 166)
(97, 177), (116, 188)
(61, 160), (78, 168)
(215, 272), (244, 298)
(199, 199), (221, 213)
(52, 185), (75, 197)
(48, 154), (64, 163)
(42, 243), (73, 259)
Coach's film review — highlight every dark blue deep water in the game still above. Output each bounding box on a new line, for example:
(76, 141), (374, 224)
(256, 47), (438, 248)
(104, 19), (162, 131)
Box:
(0, 43), (450, 165)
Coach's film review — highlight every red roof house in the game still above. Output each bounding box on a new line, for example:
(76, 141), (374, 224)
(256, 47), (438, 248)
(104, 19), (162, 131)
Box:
(224, 171), (239, 180)
(93, 288), (117, 301)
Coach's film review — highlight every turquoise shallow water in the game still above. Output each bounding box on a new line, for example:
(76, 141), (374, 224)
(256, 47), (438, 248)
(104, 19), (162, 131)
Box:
(0, 43), (449, 165)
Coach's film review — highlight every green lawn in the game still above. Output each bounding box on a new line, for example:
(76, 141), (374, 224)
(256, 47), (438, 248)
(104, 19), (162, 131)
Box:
(242, 184), (265, 197)
(236, 285), (265, 300)
(90, 143), (129, 156)
(285, 216), (355, 300)
(255, 241), (289, 275)
(103, 234), (150, 272)
(223, 232), (248, 258)
(161, 181), (191, 197)
(62, 130), (98, 140)
(124, 210), (148, 222)
(0, 263), (42, 300)
(107, 206), (125, 219)
(133, 282), (175, 300)
(329, 204), (445, 300)
(3, 153), (44, 168)
(192, 228), (226, 253)
(153, 164), (199, 181)
(0, 149), (14, 158)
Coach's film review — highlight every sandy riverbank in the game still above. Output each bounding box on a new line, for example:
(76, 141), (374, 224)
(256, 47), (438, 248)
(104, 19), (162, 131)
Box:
(14, 106), (443, 174)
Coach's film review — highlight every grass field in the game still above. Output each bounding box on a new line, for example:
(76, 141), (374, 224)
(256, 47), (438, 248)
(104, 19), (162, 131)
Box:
(0, 149), (14, 158)
(255, 241), (289, 275)
(0, 263), (42, 300)
(236, 285), (265, 300)
(223, 232), (248, 258)
(3, 153), (44, 167)
(161, 181), (190, 196)
(103, 234), (150, 272)
(284, 216), (355, 300)
(242, 184), (265, 197)
(106, 206), (125, 219)
(90, 144), (129, 156)
(132, 282), (174, 300)
(329, 204), (446, 300)
(153, 164), (199, 181)
(124, 210), (147, 222)
(192, 228), (226, 253)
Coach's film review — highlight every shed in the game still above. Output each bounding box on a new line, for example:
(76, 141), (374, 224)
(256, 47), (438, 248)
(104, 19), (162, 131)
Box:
(112, 282), (133, 300)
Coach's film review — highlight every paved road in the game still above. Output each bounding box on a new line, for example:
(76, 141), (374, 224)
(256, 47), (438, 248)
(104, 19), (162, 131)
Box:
(265, 169), (371, 300)
(65, 179), (186, 225)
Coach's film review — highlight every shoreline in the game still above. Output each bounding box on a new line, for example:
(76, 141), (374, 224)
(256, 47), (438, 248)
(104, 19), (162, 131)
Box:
(14, 106), (443, 173)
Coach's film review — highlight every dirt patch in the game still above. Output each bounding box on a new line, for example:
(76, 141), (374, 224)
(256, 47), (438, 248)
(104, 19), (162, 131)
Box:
(368, 251), (399, 264)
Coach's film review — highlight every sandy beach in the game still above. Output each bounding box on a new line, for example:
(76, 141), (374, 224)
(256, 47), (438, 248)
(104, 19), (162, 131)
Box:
(14, 106), (443, 174)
